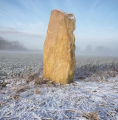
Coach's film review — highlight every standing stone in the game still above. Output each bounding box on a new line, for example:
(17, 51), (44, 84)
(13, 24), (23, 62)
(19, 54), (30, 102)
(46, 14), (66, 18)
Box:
(43, 9), (76, 84)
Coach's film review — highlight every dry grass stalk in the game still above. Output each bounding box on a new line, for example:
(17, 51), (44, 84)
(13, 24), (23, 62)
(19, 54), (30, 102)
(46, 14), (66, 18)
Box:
(112, 71), (116, 77)
(14, 84), (30, 93)
(0, 101), (8, 107)
(35, 77), (42, 85)
(13, 94), (20, 101)
(35, 87), (40, 94)
(35, 77), (51, 85)
(42, 79), (50, 84)
(83, 111), (101, 120)
(106, 68), (110, 75)
(51, 89), (54, 92)
(26, 73), (39, 83)
(4, 80), (11, 85)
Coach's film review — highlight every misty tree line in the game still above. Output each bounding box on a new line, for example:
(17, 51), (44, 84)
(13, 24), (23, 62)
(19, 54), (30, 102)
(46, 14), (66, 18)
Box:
(76, 45), (118, 54)
(0, 37), (27, 51)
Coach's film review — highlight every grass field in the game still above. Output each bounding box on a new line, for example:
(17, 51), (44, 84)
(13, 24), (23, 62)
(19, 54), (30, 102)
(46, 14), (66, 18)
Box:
(0, 51), (118, 120)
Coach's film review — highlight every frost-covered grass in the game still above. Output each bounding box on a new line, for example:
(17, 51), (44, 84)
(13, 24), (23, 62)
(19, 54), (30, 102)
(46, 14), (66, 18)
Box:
(0, 77), (118, 120)
(0, 51), (118, 80)
(0, 51), (43, 79)
(0, 51), (118, 120)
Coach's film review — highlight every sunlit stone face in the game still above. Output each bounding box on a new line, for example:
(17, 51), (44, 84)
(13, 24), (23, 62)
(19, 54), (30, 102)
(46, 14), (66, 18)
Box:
(43, 9), (76, 84)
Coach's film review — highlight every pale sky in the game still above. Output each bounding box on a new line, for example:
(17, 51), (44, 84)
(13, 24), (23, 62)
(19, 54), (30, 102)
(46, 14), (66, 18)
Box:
(0, 0), (118, 50)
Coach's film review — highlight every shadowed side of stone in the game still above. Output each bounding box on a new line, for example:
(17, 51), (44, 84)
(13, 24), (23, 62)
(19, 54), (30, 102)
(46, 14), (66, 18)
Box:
(43, 9), (76, 84)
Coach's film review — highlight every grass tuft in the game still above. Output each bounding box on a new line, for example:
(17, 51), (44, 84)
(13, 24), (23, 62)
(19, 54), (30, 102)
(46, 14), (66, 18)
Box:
(83, 111), (101, 120)
(35, 87), (40, 94)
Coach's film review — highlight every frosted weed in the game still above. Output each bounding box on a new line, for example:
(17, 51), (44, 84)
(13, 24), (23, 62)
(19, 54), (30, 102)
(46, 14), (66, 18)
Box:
(83, 111), (101, 120)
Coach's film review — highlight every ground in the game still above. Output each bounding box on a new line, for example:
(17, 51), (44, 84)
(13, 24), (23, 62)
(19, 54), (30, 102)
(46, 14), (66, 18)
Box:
(0, 51), (118, 120)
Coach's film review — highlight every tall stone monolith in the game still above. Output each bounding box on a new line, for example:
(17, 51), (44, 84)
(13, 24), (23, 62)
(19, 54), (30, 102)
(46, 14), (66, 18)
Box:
(43, 9), (76, 84)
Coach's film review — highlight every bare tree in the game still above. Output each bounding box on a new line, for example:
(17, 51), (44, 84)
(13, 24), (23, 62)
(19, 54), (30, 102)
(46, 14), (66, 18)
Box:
(95, 46), (112, 53)
(0, 36), (27, 50)
(85, 45), (92, 52)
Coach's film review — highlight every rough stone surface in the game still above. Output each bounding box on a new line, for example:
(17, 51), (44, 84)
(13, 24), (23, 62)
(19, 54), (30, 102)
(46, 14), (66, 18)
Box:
(43, 9), (76, 84)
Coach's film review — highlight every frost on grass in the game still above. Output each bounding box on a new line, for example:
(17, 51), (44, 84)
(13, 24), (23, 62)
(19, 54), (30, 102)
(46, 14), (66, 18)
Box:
(0, 52), (118, 120)
(0, 76), (118, 120)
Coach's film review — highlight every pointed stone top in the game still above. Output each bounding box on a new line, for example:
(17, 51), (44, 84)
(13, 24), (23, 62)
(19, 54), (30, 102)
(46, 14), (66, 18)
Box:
(52, 9), (75, 20)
